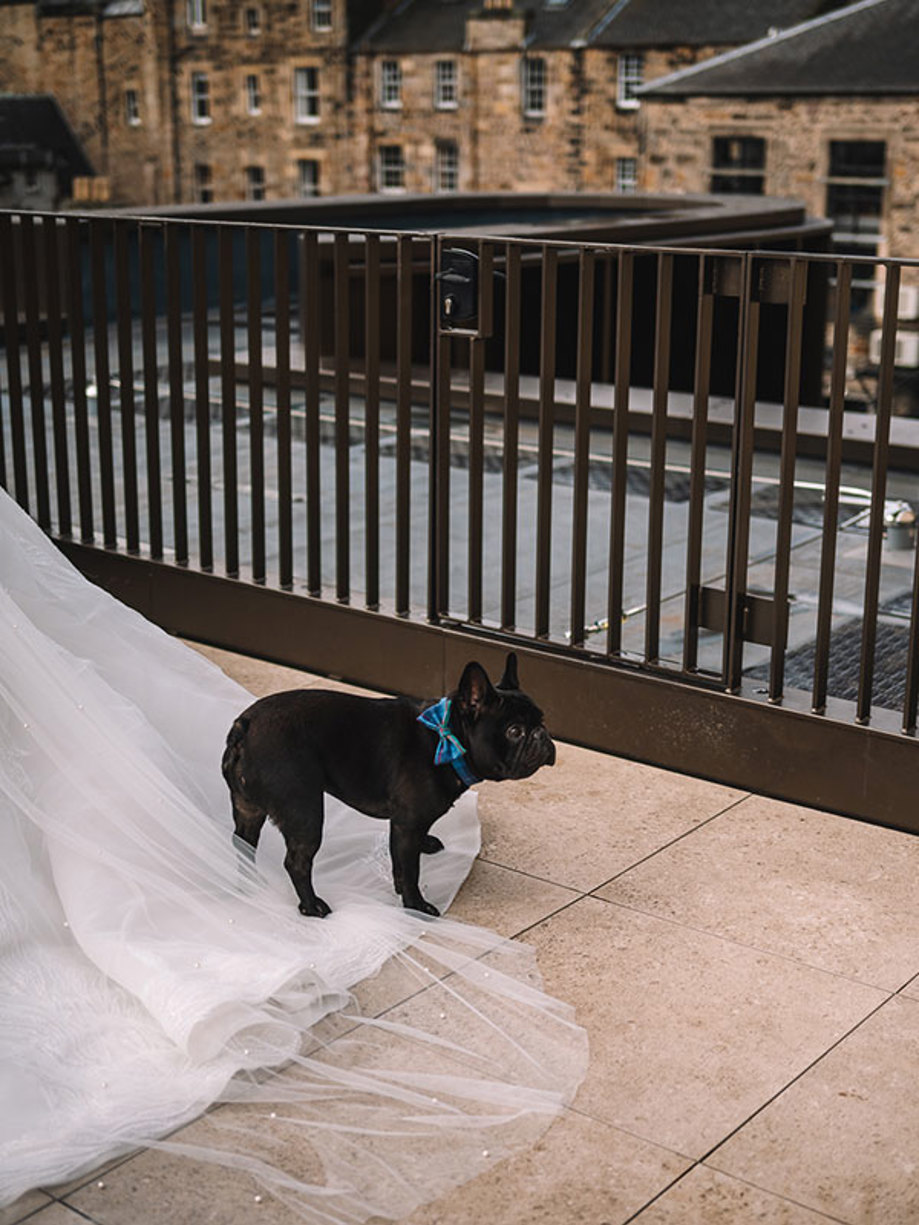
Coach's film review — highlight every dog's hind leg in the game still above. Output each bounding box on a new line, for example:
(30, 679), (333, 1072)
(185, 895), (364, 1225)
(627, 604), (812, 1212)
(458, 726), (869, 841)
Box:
(275, 793), (331, 919)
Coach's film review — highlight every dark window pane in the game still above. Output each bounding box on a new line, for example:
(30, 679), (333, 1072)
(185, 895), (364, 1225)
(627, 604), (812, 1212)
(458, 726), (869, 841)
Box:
(712, 136), (765, 171)
(829, 140), (885, 179)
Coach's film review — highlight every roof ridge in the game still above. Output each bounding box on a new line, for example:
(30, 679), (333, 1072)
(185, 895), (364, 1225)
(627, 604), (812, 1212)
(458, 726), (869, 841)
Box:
(636, 0), (891, 96)
(584, 0), (633, 45)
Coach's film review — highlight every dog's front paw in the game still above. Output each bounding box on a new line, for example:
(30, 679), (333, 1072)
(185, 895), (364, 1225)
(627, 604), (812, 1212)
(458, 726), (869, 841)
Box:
(299, 896), (331, 919)
(421, 835), (444, 855)
(404, 896), (440, 918)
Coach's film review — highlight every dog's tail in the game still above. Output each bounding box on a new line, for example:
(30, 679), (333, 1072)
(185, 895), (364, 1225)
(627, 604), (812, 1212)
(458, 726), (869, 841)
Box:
(221, 716), (249, 788)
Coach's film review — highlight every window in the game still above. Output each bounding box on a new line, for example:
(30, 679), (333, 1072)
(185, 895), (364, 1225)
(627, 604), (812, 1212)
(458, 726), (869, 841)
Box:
(311, 0), (332, 30)
(194, 162), (212, 203)
(378, 145), (405, 192)
(124, 88), (141, 126)
(293, 67), (320, 122)
(191, 72), (210, 124)
(435, 60), (457, 109)
(435, 140), (459, 192)
(187, 0), (206, 28)
(246, 74), (261, 115)
(245, 6), (261, 34)
(826, 140), (887, 308)
(711, 136), (765, 194)
(380, 60), (401, 109)
(617, 53), (643, 108)
(522, 57), (546, 117)
(297, 159), (320, 197)
(615, 156), (637, 194)
(246, 165), (266, 201)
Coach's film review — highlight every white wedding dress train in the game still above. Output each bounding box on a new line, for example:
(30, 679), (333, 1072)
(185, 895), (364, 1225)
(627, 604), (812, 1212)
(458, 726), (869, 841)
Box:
(0, 488), (588, 1221)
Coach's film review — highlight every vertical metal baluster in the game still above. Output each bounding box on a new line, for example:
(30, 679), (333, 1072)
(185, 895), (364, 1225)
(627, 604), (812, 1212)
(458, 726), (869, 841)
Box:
(903, 529), (919, 734)
(0, 213), (27, 509)
(114, 220), (139, 553)
(501, 241), (521, 631)
(274, 227), (292, 590)
(191, 225), (213, 571)
(769, 258), (807, 702)
(857, 262), (900, 723)
(139, 222), (162, 558)
(365, 232), (381, 610)
(535, 244), (558, 639)
(607, 249), (633, 657)
(333, 232), (351, 603)
(569, 246), (595, 648)
(68, 218), (94, 542)
(395, 233), (412, 616)
(468, 332), (484, 623)
(90, 220), (116, 548)
(20, 213), (51, 528)
(247, 227), (265, 583)
(683, 256), (714, 673)
(219, 225), (239, 577)
(812, 260), (852, 714)
(43, 215), (71, 536)
(165, 223), (187, 565)
(467, 240), (491, 624)
(303, 230), (321, 596)
(645, 251), (673, 663)
(723, 256), (759, 693)
(434, 250), (452, 620)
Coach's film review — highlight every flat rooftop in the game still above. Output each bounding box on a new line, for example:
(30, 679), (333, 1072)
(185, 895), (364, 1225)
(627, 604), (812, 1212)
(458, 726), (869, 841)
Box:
(9, 646), (918, 1225)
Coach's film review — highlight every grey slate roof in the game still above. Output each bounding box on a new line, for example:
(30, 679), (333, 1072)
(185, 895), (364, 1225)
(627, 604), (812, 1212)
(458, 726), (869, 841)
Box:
(359, 0), (849, 53)
(641, 0), (919, 97)
(0, 95), (93, 179)
(590, 0), (844, 48)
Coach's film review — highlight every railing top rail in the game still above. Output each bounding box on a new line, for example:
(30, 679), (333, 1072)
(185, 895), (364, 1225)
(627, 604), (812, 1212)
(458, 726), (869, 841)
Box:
(5, 208), (919, 269)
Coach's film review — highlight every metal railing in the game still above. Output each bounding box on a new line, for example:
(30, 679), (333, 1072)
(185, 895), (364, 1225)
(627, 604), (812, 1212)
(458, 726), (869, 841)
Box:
(2, 209), (917, 831)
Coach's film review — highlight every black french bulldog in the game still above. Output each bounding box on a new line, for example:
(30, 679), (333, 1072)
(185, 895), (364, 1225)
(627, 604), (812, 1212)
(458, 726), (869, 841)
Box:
(221, 652), (555, 918)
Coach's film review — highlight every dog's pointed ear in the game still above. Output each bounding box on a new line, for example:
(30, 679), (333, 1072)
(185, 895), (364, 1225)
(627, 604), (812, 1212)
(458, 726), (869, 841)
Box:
(497, 652), (519, 692)
(456, 661), (495, 717)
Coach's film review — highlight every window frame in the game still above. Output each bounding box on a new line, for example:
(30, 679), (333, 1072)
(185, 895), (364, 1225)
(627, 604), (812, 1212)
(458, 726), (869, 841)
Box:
(434, 59), (458, 110)
(710, 135), (767, 195)
(617, 52), (644, 110)
(311, 0), (332, 31)
(380, 59), (402, 110)
(194, 162), (213, 204)
(245, 73), (262, 116)
(244, 6), (261, 35)
(190, 71), (211, 125)
(293, 66), (320, 124)
(297, 158), (320, 197)
(615, 156), (637, 194)
(378, 144), (405, 193)
(246, 164), (266, 201)
(187, 0), (206, 31)
(434, 140), (459, 193)
(124, 87), (141, 127)
(521, 56), (546, 118)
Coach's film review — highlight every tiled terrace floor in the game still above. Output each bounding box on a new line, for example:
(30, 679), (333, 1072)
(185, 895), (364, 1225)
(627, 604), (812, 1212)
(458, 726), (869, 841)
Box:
(6, 645), (919, 1225)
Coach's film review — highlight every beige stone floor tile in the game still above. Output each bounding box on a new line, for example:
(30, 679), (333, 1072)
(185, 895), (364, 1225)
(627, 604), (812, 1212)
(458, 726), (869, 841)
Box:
(523, 896), (886, 1159)
(390, 1108), (691, 1225)
(476, 742), (745, 892)
(65, 1109), (321, 1225)
(187, 642), (378, 698)
(709, 995), (919, 1224)
(18, 1207), (96, 1225)
(631, 1165), (838, 1223)
(596, 795), (919, 990)
(446, 859), (579, 937)
(0, 1191), (52, 1225)
(902, 974), (919, 1001)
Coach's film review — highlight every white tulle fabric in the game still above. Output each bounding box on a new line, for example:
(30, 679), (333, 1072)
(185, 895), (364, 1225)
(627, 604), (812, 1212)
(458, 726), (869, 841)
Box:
(0, 488), (588, 1220)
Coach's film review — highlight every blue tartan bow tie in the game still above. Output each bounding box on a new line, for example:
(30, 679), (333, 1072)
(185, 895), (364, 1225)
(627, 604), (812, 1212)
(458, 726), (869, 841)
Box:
(417, 697), (480, 787)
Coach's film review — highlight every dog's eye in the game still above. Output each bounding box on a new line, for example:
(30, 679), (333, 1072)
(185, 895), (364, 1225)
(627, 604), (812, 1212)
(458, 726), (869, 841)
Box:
(505, 724), (525, 741)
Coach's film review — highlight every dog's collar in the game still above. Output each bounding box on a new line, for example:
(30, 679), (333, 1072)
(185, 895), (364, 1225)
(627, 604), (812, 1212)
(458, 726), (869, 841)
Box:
(417, 697), (481, 788)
